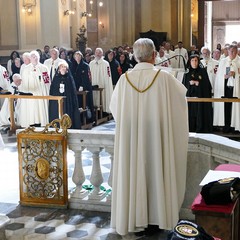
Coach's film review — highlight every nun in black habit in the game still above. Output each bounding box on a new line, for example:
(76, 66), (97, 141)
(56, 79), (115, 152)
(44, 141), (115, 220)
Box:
(182, 54), (213, 133)
(49, 60), (81, 129)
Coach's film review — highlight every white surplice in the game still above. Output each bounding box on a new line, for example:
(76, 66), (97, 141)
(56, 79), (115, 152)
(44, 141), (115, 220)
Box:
(200, 58), (219, 91)
(89, 58), (113, 113)
(213, 56), (240, 127)
(19, 63), (50, 128)
(109, 63), (189, 235)
(174, 48), (188, 69)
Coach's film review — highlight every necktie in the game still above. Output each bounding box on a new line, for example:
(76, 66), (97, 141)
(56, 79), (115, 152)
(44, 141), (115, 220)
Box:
(50, 60), (54, 80)
(178, 49), (181, 68)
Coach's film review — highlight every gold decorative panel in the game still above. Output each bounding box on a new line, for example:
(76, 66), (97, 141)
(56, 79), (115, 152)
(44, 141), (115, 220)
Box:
(17, 114), (71, 208)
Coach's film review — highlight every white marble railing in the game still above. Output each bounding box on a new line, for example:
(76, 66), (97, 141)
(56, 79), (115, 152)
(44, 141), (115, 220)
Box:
(67, 129), (115, 212)
(67, 130), (240, 219)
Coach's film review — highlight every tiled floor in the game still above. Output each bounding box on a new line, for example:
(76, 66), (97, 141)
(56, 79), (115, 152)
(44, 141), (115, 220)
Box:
(0, 122), (169, 240)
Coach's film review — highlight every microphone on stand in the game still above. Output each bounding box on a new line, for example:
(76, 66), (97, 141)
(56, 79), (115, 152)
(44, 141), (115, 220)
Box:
(12, 86), (18, 95)
(155, 55), (189, 73)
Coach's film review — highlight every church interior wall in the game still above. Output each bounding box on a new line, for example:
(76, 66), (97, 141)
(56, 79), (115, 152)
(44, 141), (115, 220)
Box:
(0, 0), (193, 57)
(0, 0), (193, 55)
(0, 0), (19, 51)
(212, 1), (240, 49)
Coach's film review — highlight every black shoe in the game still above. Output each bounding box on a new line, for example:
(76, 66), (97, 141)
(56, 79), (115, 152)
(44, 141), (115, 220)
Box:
(223, 126), (231, 133)
(145, 225), (162, 236)
(134, 230), (146, 237)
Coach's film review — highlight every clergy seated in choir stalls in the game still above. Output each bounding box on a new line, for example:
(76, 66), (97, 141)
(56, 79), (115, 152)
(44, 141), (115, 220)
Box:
(89, 47), (113, 116)
(72, 50), (94, 124)
(44, 48), (62, 82)
(182, 54), (213, 133)
(213, 44), (240, 133)
(0, 73), (22, 128)
(49, 61), (81, 129)
(18, 50), (50, 128)
(110, 38), (188, 236)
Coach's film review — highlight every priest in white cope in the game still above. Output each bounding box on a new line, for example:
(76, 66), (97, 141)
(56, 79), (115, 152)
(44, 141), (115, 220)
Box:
(44, 48), (62, 82)
(213, 44), (240, 132)
(200, 46), (219, 92)
(110, 38), (188, 236)
(89, 47), (113, 113)
(0, 74), (22, 126)
(19, 50), (50, 128)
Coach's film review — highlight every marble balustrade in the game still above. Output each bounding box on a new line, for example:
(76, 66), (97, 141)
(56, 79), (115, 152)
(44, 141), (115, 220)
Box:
(67, 130), (240, 220)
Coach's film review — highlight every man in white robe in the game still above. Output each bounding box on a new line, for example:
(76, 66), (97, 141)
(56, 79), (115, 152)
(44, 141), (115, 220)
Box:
(200, 46), (219, 92)
(155, 47), (171, 67)
(110, 38), (189, 236)
(20, 52), (31, 76)
(89, 48), (113, 113)
(213, 44), (240, 132)
(164, 42), (176, 68)
(230, 47), (240, 131)
(0, 65), (11, 108)
(19, 50), (50, 128)
(0, 74), (22, 126)
(174, 41), (188, 69)
(44, 48), (62, 82)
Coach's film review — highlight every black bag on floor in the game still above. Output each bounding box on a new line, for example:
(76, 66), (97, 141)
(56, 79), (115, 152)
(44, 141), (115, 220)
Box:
(167, 220), (214, 240)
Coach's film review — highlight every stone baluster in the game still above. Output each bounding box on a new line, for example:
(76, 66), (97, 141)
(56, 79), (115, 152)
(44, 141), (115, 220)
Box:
(70, 147), (88, 199)
(105, 147), (113, 202)
(88, 147), (106, 200)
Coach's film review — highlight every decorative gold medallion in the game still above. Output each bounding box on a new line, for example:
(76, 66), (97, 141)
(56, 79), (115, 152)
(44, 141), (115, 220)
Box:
(218, 177), (235, 184)
(35, 158), (50, 180)
(175, 224), (199, 237)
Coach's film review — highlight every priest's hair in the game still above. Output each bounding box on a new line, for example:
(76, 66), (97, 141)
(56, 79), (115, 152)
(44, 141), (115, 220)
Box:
(22, 52), (31, 59)
(133, 38), (155, 63)
(30, 50), (40, 61)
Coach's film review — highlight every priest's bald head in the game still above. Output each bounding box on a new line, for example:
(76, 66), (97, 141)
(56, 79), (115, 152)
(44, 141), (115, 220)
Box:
(133, 38), (156, 64)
